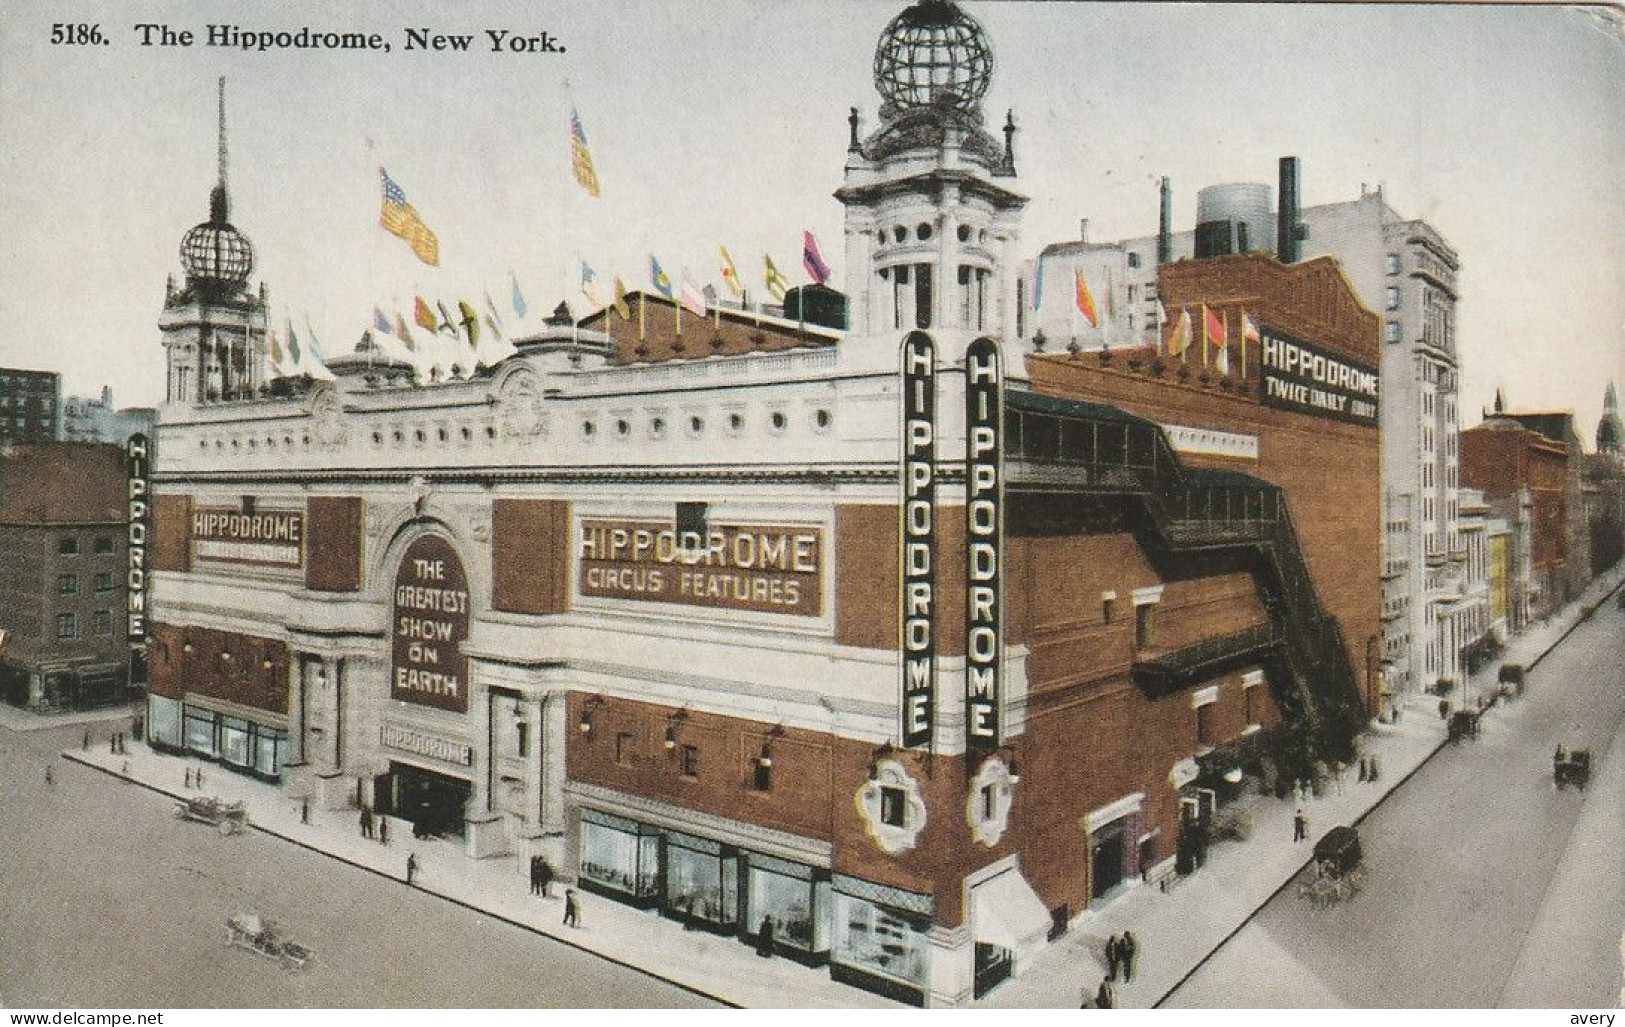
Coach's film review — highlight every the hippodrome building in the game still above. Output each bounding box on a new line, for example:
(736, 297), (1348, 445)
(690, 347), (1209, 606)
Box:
(146, 1), (1377, 1005)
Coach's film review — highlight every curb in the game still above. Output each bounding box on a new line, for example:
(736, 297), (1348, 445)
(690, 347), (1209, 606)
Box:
(1150, 577), (1619, 1009)
(61, 750), (736, 1009)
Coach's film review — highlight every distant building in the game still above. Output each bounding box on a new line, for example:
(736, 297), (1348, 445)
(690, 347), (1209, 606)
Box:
(0, 367), (61, 444)
(1460, 415), (1571, 621)
(1029, 175), (1460, 703)
(0, 443), (132, 711)
(61, 384), (158, 445)
(1480, 395), (1592, 603)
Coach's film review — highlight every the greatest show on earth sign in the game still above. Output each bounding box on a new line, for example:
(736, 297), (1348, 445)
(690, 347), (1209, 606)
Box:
(391, 534), (471, 714)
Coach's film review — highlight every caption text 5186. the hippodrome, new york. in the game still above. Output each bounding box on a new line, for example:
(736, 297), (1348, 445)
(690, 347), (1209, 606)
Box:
(48, 23), (567, 55)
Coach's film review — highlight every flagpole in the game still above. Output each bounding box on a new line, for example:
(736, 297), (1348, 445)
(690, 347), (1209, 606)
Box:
(1201, 304), (1209, 367)
(639, 292), (646, 342)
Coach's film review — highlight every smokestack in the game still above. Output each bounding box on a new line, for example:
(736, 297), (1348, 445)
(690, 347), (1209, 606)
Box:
(1278, 156), (1302, 264)
(1158, 177), (1172, 264)
(1079, 218), (1090, 244)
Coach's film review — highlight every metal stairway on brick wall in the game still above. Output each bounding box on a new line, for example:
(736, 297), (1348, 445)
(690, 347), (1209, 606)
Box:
(1004, 390), (1367, 756)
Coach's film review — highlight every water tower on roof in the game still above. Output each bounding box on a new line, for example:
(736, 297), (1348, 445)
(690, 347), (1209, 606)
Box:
(837, 0), (1027, 367)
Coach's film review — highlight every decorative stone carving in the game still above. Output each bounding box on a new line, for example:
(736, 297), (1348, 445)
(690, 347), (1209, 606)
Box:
(966, 755), (1016, 847)
(498, 371), (548, 438)
(309, 389), (349, 448)
(856, 759), (928, 854)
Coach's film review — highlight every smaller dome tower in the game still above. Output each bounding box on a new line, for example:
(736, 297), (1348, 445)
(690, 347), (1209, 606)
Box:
(158, 78), (270, 406)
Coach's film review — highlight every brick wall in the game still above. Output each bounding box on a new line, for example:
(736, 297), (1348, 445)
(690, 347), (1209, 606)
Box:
(149, 621), (289, 713)
(492, 498), (572, 615)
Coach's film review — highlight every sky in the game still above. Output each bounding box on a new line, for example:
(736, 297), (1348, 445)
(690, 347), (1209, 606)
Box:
(1, 0), (1622, 439)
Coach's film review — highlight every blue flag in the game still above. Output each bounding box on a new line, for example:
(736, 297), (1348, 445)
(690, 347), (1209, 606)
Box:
(649, 254), (673, 298)
(511, 273), (528, 319)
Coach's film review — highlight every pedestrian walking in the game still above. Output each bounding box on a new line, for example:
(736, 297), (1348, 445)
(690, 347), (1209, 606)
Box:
(185, 767), (193, 789)
(529, 856), (543, 896)
(45, 764), (54, 787)
(1120, 930), (1138, 983)
(563, 888), (581, 928)
(1357, 756), (1368, 782)
(538, 857), (554, 898)
(1368, 754), (1380, 782)
(360, 806), (374, 839)
(300, 797), (310, 824)
(109, 735), (118, 754)
(122, 761), (129, 776)
(1332, 760), (1345, 795)
(1095, 978), (1115, 1009)
(378, 814), (389, 846)
(406, 853), (418, 886)
(1293, 808), (1308, 843)
(82, 729), (90, 751)
(1104, 933), (1120, 981)
(196, 767), (204, 788)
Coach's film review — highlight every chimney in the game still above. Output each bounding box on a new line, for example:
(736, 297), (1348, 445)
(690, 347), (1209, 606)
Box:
(1278, 157), (1302, 264)
(1079, 218), (1090, 244)
(1158, 176), (1172, 264)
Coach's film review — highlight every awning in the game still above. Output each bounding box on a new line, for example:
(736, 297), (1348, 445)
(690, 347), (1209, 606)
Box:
(970, 868), (1052, 954)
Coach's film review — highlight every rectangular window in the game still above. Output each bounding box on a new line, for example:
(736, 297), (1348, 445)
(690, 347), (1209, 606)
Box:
(1102, 597), (1116, 624)
(55, 613), (78, 639)
(615, 732), (634, 766)
(1385, 321), (1400, 344)
(1127, 252), (1142, 269)
(914, 263), (933, 330)
(516, 721), (530, 759)
(675, 501), (708, 540)
(1386, 286), (1401, 311)
(93, 610), (113, 636)
(1135, 603), (1156, 650)
(1386, 254), (1401, 276)
(94, 572), (114, 592)
(1244, 685), (1260, 726)
(93, 537), (114, 555)
(753, 758), (772, 792)
(680, 744), (700, 778)
(58, 574), (79, 596)
(58, 537), (79, 556)
(880, 786), (906, 827)
(1196, 703), (1214, 746)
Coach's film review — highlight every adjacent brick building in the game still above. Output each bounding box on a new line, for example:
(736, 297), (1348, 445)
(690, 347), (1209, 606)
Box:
(0, 443), (131, 711)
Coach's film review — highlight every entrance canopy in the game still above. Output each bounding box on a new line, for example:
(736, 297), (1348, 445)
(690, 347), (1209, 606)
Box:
(970, 868), (1052, 954)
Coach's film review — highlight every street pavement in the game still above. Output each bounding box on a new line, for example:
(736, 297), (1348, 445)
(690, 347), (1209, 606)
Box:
(1164, 587), (1625, 1008)
(0, 718), (716, 1008)
(6, 565), (1620, 1009)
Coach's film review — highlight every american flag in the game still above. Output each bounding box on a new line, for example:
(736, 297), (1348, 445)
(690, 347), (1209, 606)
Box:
(570, 109), (601, 198)
(378, 167), (439, 266)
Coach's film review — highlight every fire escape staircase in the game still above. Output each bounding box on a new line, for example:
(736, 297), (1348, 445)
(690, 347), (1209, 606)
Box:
(1003, 390), (1367, 755)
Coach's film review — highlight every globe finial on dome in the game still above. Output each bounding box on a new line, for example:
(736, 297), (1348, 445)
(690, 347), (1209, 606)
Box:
(873, 0), (993, 113)
(180, 77), (254, 290)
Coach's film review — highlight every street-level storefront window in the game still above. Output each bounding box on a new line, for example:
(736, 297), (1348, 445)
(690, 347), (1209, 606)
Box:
(220, 715), (251, 768)
(664, 830), (737, 930)
(745, 853), (830, 958)
(579, 809), (661, 905)
(148, 694), (183, 749)
(831, 875), (933, 1005)
(184, 706), (218, 757)
(253, 727), (289, 779)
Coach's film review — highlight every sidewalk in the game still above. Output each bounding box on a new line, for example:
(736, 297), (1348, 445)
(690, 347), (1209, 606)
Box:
(0, 699), (141, 734)
(981, 563), (1625, 1010)
(63, 735), (895, 1009)
(61, 567), (1622, 1009)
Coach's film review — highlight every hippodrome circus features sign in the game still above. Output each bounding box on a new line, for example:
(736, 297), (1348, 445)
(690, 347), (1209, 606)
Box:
(578, 521), (823, 617)
(190, 507), (305, 568)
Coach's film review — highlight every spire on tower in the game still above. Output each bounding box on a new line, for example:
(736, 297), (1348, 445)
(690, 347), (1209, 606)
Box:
(210, 76), (230, 223)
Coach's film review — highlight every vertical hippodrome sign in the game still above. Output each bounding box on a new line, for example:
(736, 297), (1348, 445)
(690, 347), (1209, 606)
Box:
(964, 338), (1003, 750)
(126, 433), (150, 685)
(900, 332), (937, 749)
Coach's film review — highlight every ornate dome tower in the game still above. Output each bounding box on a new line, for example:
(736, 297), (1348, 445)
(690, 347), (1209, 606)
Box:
(159, 78), (270, 406)
(837, 0), (1026, 367)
